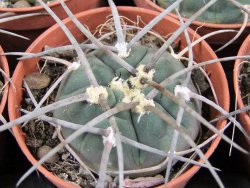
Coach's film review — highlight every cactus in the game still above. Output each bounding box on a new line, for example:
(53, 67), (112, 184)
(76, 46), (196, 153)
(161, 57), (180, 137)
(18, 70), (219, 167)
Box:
(1, 0), (250, 187)
(157, 0), (250, 23)
(53, 45), (201, 175)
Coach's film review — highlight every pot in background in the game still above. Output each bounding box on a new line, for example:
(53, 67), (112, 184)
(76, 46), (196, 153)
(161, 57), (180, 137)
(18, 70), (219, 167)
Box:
(233, 34), (250, 176)
(0, 0), (103, 30)
(0, 0), (103, 70)
(134, 0), (250, 45)
(234, 34), (250, 138)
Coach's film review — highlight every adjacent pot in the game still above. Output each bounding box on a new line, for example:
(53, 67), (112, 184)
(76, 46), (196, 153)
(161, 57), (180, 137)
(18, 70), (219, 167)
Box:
(0, 0), (103, 30)
(234, 34), (250, 138)
(8, 6), (229, 188)
(0, 0), (103, 69)
(233, 34), (250, 176)
(0, 45), (9, 115)
(134, 0), (250, 45)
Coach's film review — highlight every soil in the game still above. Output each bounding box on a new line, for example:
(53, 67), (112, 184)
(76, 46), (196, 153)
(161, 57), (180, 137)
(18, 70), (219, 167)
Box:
(239, 61), (250, 116)
(21, 18), (214, 187)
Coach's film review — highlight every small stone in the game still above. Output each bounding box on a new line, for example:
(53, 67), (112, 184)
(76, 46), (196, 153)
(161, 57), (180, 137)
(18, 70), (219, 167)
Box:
(0, 2), (9, 8)
(24, 72), (51, 89)
(61, 152), (70, 160)
(104, 182), (109, 188)
(104, 175), (113, 188)
(105, 175), (113, 183)
(113, 176), (119, 184)
(154, 174), (164, 179)
(37, 145), (59, 163)
(11, 0), (35, 4)
(57, 148), (65, 154)
(13, 0), (31, 8)
(35, 0), (56, 6)
(24, 98), (33, 105)
(58, 173), (68, 180)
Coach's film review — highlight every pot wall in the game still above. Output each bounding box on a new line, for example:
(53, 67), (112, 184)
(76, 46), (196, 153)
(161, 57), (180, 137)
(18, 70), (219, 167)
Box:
(234, 34), (250, 137)
(233, 34), (250, 176)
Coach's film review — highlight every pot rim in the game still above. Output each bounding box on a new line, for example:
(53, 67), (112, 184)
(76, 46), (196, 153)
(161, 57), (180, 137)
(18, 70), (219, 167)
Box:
(8, 6), (229, 188)
(134, 0), (250, 29)
(0, 0), (70, 13)
(233, 34), (250, 135)
(0, 45), (9, 115)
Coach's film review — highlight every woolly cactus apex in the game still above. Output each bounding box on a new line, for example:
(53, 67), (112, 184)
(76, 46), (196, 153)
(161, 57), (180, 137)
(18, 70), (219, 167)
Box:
(157, 0), (250, 24)
(53, 44), (201, 176)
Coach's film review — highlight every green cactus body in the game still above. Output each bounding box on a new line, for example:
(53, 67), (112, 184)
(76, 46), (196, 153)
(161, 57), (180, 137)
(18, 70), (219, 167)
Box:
(157, 0), (250, 24)
(53, 45), (201, 176)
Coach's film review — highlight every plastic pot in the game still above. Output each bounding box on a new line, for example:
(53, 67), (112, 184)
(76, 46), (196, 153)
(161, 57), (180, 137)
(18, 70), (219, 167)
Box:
(233, 34), (250, 176)
(234, 34), (250, 138)
(133, 0), (250, 45)
(0, 0), (103, 30)
(0, 0), (103, 70)
(8, 6), (229, 188)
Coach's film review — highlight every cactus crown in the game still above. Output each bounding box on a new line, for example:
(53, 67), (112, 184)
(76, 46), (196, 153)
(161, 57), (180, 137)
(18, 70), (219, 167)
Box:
(53, 42), (201, 176)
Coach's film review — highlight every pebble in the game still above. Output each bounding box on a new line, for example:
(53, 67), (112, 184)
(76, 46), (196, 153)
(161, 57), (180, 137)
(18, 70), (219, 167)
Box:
(104, 175), (113, 188)
(24, 72), (51, 89)
(13, 0), (31, 8)
(61, 152), (70, 160)
(0, 2), (9, 8)
(105, 175), (113, 183)
(154, 174), (164, 179)
(10, 0), (35, 4)
(37, 145), (60, 163)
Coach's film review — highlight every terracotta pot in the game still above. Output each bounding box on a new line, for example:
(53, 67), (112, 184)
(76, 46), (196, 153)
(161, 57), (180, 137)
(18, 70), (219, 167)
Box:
(0, 0), (103, 70)
(133, 0), (250, 45)
(233, 34), (250, 178)
(234, 34), (250, 138)
(8, 6), (229, 188)
(0, 0), (103, 30)
(0, 45), (9, 115)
